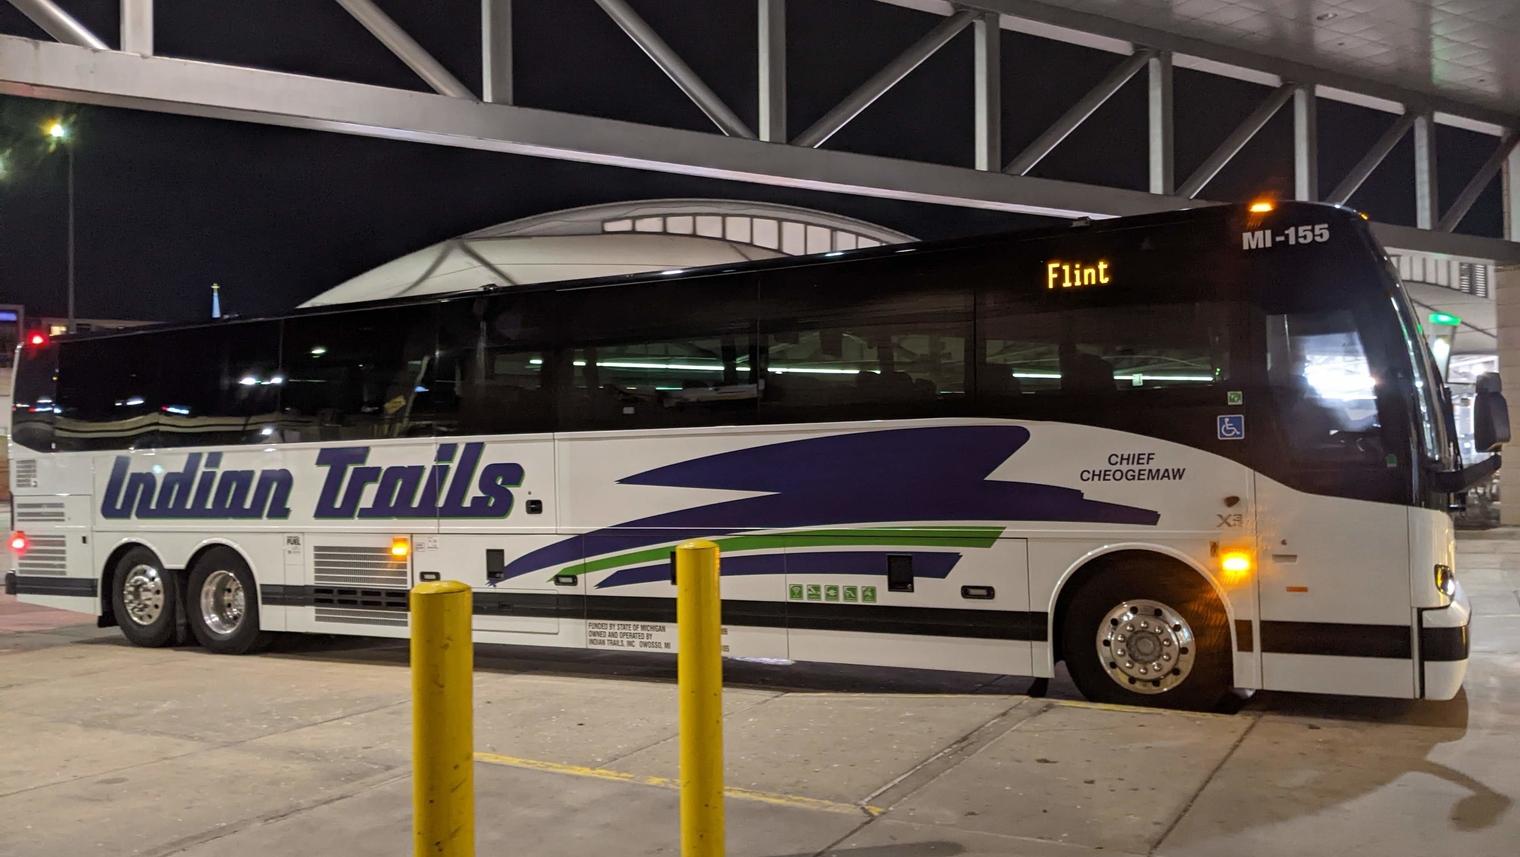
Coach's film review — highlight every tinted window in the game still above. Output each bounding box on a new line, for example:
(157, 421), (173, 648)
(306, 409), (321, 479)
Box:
(157, 322), (282, 447)
(9, 341), (57, 452)
(980, 302), (1231, 403)
(279, 306), (439, 441)
(434, 294), (558, 436)
(55, 335), (159, 451)
(760, 254), (972, 422)
(559, 276), (759, 431)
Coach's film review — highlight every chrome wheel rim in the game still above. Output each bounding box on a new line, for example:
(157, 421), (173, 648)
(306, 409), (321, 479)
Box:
(1095, 599), (1196, 695)
(121, 564), (165, 626)
(199, 569), (245, 636)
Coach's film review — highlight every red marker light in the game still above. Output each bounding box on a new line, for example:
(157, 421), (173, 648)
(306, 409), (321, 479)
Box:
(27, 332), (47, 346)
(9, 532), (27, 554)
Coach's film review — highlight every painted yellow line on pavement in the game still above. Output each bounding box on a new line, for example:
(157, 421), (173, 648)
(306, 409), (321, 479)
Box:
(474, 752), (884, 817)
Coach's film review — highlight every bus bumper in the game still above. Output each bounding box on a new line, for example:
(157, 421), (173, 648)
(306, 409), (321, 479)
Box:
(1419, 581), (1471, 701)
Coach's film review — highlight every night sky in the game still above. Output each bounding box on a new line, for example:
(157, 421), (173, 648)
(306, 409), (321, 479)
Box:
(0, 0), (1506, 323)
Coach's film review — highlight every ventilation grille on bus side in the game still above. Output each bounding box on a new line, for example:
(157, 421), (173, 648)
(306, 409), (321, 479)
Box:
(312, 546), (408, 587)
(312, 587), (410, 627)
(15, 501), (65, 523)
(13, 460), (37, 489)
(17, 534), (68, 575)
(313, 607), (409, 627)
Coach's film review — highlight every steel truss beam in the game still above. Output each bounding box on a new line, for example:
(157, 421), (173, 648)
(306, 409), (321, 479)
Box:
(1146, 50), (1172, 195)
(1327, 112), (1416, 205)
(1414, 113), (1438, 230)
(959, 0), (1516, 131)
(121, 0), (153, 56)
(7, 0), (106, 49)
(1004, 48), (1152, 176)
(792, 9), (975, 148)
(972, 11), (999, 171)
(1177, 83), (1296, 199)
(336, 0), (473, 99)
(1440, 134), (1520, 233)
(1293, 85), (1316, 201)
(758, 0), (786, 143)
(595, 0), (754, 139)
(1, 35), (1513, 265)
(482, 0), (511, 105)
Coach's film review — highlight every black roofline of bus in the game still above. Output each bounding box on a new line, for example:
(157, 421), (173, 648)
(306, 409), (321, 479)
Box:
(55, 200), (1373, 344)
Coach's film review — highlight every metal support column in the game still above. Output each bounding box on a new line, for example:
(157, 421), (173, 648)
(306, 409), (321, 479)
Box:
(120, 0), (152, 55)
(336, 0), (473, 99)
(1177, 83), (1295, 199)
(758, 0), (785, 143)
(1439, 133), (1520, 233)
(481, 0), (511, 104)
(7, 0), (106, 49)
(973, 12), (1000, 171)
(1327, 112), (1415, 205)
(1005, 49), (1153, 176)
(1414, 112), (1438, 230)
(1147, 50), (1172, 195)
(793, 10), (975, 148)
(1293, 85), (1317, 201)
(1506, 142), (1520, 242)
(596, 0), (754, 139)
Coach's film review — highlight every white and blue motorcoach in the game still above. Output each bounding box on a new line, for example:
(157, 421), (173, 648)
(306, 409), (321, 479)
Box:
(7, 202), (1503, 709)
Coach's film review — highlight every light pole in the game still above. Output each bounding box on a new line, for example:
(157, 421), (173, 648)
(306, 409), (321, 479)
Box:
(47, 120), (74, 333)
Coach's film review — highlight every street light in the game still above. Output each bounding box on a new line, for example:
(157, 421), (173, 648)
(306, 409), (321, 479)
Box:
(45, 120), (74, 333)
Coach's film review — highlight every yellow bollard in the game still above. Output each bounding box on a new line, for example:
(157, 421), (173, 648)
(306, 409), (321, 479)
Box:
(411, 580), (475, 857)
(676, 540), (725, 857)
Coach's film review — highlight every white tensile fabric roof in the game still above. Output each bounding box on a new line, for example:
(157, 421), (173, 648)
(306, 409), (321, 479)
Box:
(300, 199), (915, 307)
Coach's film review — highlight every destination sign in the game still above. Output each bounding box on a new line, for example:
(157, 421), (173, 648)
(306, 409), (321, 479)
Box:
(1045, 259), (1111, 289)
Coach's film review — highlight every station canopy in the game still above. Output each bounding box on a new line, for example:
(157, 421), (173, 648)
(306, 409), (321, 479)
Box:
(299, 199), (915, 308)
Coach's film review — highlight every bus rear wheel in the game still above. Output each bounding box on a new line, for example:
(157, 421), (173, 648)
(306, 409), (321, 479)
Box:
(1061, 563), (1230, 711)
(186, 548), (271, 655)
(111, 546), (179, 648)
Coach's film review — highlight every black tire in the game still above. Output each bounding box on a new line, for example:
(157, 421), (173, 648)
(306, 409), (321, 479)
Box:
(1060, 558), (1231, 711)
(111, 546), (179, 648)
(186, 547), (271, 655)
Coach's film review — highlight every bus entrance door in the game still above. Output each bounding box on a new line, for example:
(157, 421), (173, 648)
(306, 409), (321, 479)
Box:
(1254, 478), (1416, 698)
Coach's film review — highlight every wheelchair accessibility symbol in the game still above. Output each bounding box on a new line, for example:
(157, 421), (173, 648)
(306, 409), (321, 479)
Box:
(1217, 415), (1245, 440)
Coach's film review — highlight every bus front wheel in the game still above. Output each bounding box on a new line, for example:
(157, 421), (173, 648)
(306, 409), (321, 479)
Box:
(1061, 563), (1230, 710)
(186, 548), (272, 655)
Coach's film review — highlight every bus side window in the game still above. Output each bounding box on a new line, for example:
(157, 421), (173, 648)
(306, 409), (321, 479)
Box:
(279, 306), (439, 442)
(54, 336), (161, 451)
(434, 295), (556, 436)
(156, 322), (282, 447)
(557, 275), (759, 432)
(979, 303), (1231, 410)
(759, 254), (972, 423)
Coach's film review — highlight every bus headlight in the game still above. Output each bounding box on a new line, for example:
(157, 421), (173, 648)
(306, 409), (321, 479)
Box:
(1434, 564), (1456, 598)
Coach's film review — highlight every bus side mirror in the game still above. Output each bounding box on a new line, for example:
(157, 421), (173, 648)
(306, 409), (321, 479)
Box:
(1474, 372), (1510, 452)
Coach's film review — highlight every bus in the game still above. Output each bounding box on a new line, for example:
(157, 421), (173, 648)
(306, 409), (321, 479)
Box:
(5, 201), (1503, 710)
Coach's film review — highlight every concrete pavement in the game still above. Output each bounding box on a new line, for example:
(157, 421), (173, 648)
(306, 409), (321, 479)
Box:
(1, 534), (1518, 857)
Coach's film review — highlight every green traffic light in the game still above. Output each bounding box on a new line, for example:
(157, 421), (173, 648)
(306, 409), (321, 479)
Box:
(1429, 312), (1462, 326)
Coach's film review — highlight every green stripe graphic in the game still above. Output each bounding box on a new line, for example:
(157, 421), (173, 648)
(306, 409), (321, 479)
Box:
(555, 526), (1005, 579)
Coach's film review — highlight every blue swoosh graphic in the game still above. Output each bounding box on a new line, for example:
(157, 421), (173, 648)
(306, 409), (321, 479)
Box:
(495, 424), (1158, 584)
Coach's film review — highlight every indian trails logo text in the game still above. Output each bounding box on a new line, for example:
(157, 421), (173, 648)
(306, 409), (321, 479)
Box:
(99, 443), (523, 520)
